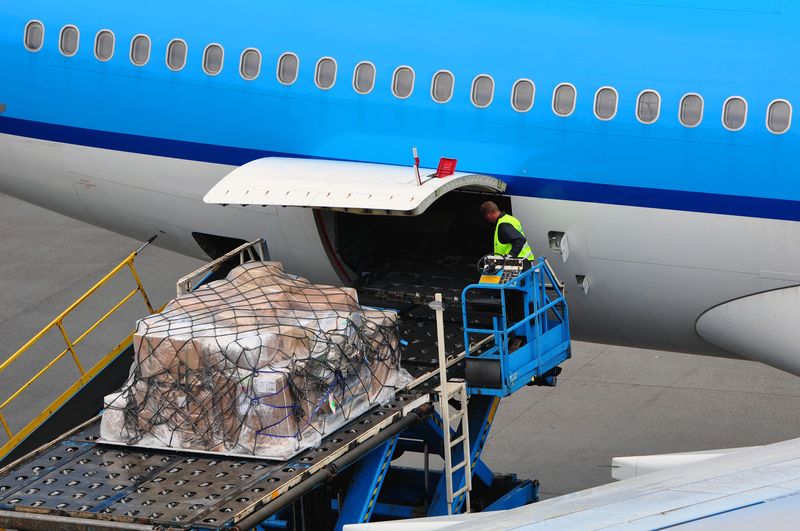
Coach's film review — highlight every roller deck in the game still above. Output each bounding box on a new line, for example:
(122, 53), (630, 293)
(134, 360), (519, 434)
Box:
(0, 314), (468, 530)
(0, 396), (427, 529)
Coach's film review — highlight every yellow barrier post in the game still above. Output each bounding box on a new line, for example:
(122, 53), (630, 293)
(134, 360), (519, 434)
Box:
(56, 321), (85, 375)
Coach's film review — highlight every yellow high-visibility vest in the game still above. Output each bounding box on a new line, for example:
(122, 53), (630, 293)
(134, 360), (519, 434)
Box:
(493, 213), (534, 260)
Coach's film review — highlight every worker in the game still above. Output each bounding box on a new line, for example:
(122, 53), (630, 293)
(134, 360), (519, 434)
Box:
(480, 201), (534, 260)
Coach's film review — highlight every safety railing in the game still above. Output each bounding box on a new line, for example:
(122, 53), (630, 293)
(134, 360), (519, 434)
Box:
(176, 238), (268, 296)
(0, 238), (157, 460)
(461, 257), (570, 395)
(462, 258), (567, 345)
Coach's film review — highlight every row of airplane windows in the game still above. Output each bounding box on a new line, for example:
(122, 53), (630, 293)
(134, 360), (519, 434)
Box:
(23, 20), (793, 135)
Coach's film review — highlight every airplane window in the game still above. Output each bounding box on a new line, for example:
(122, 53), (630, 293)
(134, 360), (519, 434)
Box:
(94, 30), (114, 62)
(130, 35), (151, 66)
(552, 83), (576, 116)
(203, 44), (224, 75)
(277, 52), (299, 85)
(512, 79), (535, 112)
(315, 57), (337, 89)
(240, 48), (261, 80)
(392, 66), (414, 99)
(594, 87), (618, 120)
(24, 21), (44, 52)
(59, 25), (79, 57)
(636, 90), (660, 124)
(767, 99), (792, 134)
(679, 93), (703, 127)
(471, 75), (494, 108)
(353, 62), (375, 94)
(722, 96), (747, 131)
(166, 39), (187, 71)
(431, 70), (454, 103)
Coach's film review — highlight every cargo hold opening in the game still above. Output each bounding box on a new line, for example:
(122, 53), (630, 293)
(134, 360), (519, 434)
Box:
(328, 190), (512, 305)
(202, 156), (508, 303)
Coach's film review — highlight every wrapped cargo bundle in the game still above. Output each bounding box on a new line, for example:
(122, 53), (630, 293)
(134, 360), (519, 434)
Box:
(100, 261), (410, 460)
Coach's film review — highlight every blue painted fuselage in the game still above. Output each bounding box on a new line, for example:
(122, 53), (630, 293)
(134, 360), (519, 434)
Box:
(1, 0), (798, 220)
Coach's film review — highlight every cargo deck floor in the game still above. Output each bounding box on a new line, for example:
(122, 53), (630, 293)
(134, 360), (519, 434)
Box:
(0, 312), (468, 530)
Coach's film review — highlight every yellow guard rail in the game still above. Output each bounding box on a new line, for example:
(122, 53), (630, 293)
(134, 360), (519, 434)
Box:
(0, 238), (156, 461)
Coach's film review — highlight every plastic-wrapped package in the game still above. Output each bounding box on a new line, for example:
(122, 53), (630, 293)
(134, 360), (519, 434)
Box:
(100, 261), (410, 460)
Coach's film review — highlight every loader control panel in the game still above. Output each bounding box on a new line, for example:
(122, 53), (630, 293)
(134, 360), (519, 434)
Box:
(478, 255), (529, 284)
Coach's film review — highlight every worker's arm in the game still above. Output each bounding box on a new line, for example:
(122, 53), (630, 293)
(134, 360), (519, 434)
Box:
(497, 223), (527, 256)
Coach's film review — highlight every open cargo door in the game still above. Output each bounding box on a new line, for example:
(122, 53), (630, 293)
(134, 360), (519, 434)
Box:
(203, 157), (506, 215)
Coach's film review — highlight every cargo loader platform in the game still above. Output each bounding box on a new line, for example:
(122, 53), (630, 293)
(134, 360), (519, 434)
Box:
(0, 240), (570, 530)
(0, 281), (482, 529)
(0, 319), (476, 530)
(0, 391), (431, 529)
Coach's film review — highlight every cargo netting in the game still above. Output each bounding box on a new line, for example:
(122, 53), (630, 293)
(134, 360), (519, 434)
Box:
(100, 261), (410, 460)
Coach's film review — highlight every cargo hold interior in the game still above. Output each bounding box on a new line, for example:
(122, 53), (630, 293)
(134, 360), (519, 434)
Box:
(330, 190), (511, 306)
(323, 190), (510, 368)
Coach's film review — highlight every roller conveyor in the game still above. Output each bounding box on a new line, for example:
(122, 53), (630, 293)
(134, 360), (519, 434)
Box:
(0, 396), (428, 529)
(0, 314), (468, 530)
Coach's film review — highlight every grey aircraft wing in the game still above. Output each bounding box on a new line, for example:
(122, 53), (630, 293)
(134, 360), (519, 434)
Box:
(346, 436), (800, 530)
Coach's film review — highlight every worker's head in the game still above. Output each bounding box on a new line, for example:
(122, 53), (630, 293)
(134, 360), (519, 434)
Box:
(480, 201), (501, 223)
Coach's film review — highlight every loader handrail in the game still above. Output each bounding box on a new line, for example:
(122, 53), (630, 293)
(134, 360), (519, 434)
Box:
(0, 239), (156, 458)
(461, 257), (568, 358)
(176, 238), (268, 296)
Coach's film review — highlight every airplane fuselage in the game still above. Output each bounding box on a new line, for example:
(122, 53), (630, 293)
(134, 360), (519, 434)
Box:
(1, 1), (799, 371)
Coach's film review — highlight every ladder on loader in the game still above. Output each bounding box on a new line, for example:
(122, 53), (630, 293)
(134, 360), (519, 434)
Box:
(431, 293), (472, 514)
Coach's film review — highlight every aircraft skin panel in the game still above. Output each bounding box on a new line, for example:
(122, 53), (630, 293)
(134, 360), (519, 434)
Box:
(345, 438), (800, 530)
(0, 132), (341, 282)
(203, 157), (506, 215)
(696, 286), (800, 375)
(1, 133), (798, 363)
(511, 194), (795, 358)
(611, 446), (758, 480)
(1, 2), (799, 215)
(675, 494), (800, 531)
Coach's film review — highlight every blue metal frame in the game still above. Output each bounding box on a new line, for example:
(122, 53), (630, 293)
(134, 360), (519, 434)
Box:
(484, 479), (538, 511)
(462, 257), (571, 396)
(254, 515), (289, 529)
(334, 435), (399, 530)
(230, 261), (569, 526)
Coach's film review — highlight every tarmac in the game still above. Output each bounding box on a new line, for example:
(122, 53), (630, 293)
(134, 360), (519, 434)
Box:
(2, 191), (800, 500)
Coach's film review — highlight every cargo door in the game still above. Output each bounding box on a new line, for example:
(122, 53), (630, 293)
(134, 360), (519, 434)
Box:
(203, 157), (506, 216)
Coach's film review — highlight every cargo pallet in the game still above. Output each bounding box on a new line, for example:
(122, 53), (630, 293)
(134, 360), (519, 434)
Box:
(0, 240), (570, 530)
